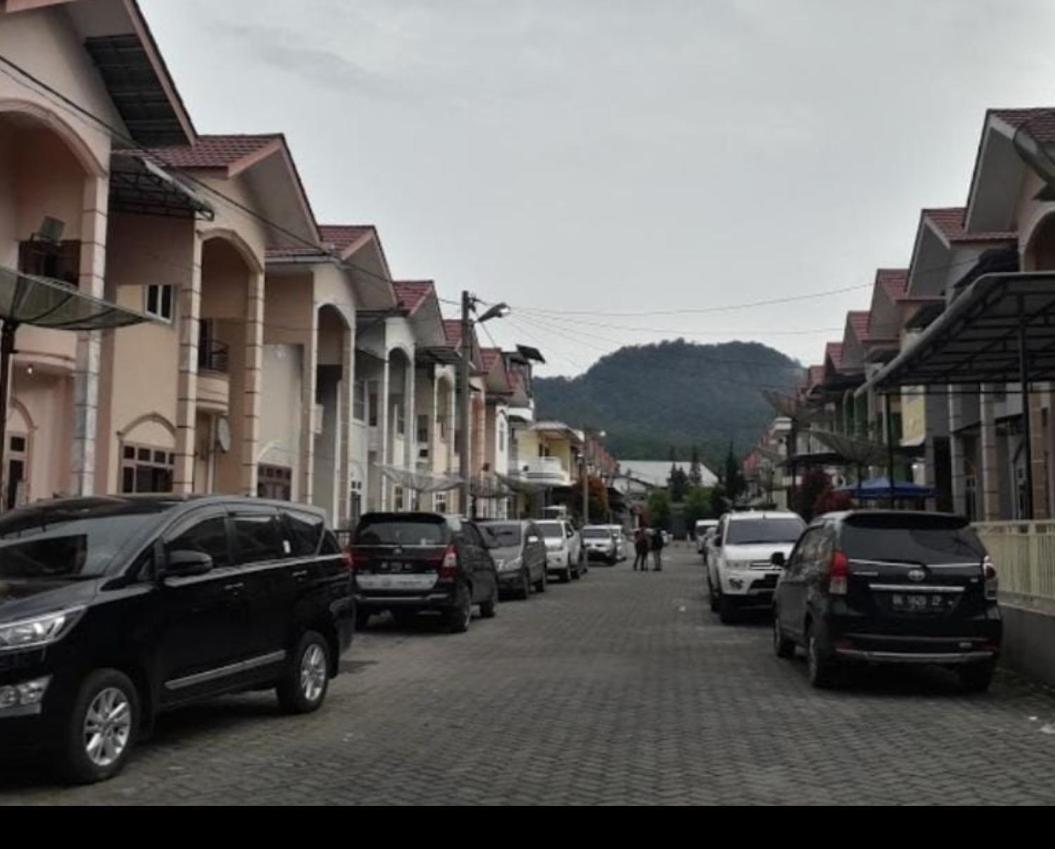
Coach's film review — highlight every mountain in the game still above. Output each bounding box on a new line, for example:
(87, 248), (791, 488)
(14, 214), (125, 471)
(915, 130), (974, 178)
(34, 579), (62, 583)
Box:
(532, 339), (803, 469)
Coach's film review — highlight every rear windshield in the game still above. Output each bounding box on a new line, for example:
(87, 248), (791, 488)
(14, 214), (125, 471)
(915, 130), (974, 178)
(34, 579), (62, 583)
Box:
(842, 515), (986, 564)
(726, 517), (804, 545)
(481, 523), (521, 546)
(0, 510), (160, 578)
(536, 522), (564, 539)
(354, 517), (449, 546)
(583, 528), (611, 538)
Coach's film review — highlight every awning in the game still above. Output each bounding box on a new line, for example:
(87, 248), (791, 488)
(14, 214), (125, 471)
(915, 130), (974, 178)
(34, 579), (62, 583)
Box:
(836, 477), (936, 500)
(862, 272), (1055, 393)
(1, 265), (156, 331)
(110, 152), (215, 221)
(809, 430), (890, 467)
(496, 473), (550, 494)
(374, 463), (462, 494)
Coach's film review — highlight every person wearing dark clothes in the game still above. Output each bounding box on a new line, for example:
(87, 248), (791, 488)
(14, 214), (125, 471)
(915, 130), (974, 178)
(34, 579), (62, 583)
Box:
(633, 528), (650, 571)
(651, 527), (665, 571)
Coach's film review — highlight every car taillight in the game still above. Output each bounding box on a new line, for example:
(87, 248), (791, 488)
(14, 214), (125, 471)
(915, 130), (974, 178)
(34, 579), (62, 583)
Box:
(983, 555), (998, 601)
(438, 544), (459, 580)
(341, 548), (354, 572)
(829, 550), (849, 596)
(346, 548), (366, 572)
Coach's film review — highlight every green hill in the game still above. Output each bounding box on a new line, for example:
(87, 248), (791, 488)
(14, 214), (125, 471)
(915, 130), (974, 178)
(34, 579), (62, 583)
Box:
(532, 339), (803, 468)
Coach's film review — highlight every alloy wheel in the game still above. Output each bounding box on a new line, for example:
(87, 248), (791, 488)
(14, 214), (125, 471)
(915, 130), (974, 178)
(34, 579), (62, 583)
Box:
(83, 687), (132, 768)
(300, 643), (327, 703)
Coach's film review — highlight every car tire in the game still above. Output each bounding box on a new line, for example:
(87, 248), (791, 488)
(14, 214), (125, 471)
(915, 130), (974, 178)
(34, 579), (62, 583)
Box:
(718, 594), (738, 625)
(773, 612), (795, 659)
(277, 631), (331, 714)
(59, 669), (140, 785)
(561, 566), (572, 583)
(480, 583), (498, 618)
(806, 628), (839, 689)
(959, 660), (996, 693)
(517, 569), (531, 600)
(708, 578), (719, 612)
(445, 585), (473, 633)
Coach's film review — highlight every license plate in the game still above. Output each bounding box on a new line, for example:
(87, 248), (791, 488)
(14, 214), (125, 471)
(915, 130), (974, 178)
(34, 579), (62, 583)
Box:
(891, 593), (948, 612)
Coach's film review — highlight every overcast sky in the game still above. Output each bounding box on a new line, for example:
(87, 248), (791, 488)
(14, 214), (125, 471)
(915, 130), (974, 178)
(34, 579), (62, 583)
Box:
(141, 0), (1055, 377)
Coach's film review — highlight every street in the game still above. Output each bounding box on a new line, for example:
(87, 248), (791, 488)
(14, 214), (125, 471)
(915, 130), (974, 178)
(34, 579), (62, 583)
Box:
(3, 544), (1055, 805)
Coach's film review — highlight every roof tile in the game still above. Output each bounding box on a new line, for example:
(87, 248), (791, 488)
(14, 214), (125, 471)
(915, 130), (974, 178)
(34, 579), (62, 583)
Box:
(393, 281), (435, 315)
(135, 134), (281, 169)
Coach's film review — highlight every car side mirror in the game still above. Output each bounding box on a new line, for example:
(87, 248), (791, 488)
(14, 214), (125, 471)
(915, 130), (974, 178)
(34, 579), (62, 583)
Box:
(164, 550), (213, 578)
(770, 552), (786, 568)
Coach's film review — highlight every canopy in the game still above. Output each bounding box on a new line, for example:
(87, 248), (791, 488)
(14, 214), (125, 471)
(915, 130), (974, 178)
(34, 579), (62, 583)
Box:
(761, 389), (818, 423)
(374, 463), (462, 494)
(836, 476), (935, 500)
(809, 429), (890, 467)
(496, 472), (550, 494)
(1, 265), (155, 331)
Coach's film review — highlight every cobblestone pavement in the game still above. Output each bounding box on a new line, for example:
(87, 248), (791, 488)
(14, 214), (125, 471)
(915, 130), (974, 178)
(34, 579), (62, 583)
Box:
(4, 544), (1055, 805)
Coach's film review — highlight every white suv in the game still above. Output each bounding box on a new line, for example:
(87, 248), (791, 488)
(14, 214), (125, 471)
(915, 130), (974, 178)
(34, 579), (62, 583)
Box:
(536, 520), (585, 582)
(708, 511), (805, 624)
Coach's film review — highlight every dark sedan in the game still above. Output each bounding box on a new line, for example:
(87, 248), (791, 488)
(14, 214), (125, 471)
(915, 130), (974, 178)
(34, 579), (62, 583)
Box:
(479, 520), (548, 599)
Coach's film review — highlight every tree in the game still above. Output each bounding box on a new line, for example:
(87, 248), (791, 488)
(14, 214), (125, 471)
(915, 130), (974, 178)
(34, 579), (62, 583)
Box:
(571, 475), (609, 523)
(646, 489), (672, 530)
(668, 466), (689, 502)
(684, 486), (712, 527)
(689, 446), (703, 487)
(723, 442), (745, 503)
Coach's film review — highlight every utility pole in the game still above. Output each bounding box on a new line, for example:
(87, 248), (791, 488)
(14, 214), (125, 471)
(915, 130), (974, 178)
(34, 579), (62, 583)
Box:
(581, 443), (589, 527)
(458, 290), (472, 518)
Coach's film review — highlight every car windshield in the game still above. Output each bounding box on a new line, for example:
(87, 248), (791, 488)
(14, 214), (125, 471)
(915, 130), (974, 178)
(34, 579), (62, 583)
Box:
(726, 517), (805, 545)
(842, 515), (986, 564)
(536, 522), (564, 539)
(482, 523), (521, 547)
(582, 528), (611, 538)
(0, 503), (164, 579)
(354, 517), (448, 546)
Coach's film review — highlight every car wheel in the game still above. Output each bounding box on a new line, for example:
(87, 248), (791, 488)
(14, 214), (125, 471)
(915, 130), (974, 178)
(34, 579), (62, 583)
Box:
(445, 585), (473, 633)
(959, 660), (996, 693)
(806, 628), (839, 689)
(277, 631), (331, 714)
(718, 594), (738, 624)
(59, 669), (139, 784)
(773, 611), (795, 659)
(708, 577), (719, 612)
(571, 562), (581, 580)
(480, 583), (498, 618)
(561, 566), (572, 583)
(517, 569), (531, 600)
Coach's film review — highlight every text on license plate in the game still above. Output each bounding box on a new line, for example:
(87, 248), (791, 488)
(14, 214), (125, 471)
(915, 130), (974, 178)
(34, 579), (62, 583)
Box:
(891, 593), (953, 612)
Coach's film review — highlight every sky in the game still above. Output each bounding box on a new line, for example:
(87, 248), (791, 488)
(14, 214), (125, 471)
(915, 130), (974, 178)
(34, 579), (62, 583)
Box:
(140, 0), (1055, 377)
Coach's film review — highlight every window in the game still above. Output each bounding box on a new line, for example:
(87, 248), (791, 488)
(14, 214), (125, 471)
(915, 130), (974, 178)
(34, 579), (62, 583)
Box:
(434, 492), (448, 514)
(18, 239), (80, 286)
(167, 515), (231, 568)
(233, 513), (285, 564)
(393, 485), (405, 511)
(354, 515), (448, 546)
(368, 383), (379, 427)
(351, 480), (363, 524)
(395, 401), (406, 436)
(417, 414), (429, 444)
(499, 423), (505, 452)
(145, 284), (175, 322)
(5, 434), (27, 511)
(353, 380), (366, 422)
(257, 464), (292, 501)
(284, 510), (324, 557)
(121, 443), (174, 494)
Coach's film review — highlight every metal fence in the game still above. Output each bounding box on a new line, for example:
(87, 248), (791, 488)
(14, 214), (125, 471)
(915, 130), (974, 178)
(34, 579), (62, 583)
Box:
(975, 521), (1055, 611)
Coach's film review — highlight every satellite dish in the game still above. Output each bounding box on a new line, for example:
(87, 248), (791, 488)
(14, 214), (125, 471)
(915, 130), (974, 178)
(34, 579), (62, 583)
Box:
(216, 417), (232, 453)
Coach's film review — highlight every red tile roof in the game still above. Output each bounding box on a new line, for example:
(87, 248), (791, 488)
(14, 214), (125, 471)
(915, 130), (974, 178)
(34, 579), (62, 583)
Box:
(319, 225), (375, 252)
(876, 268), (908, 300)
(825, 342), (844, 371)
(393, 281), (435, 315)
(847, 311), (870, 340)
(990, 107), (1055, 143)
(806, 365), (825, 391)
(444, 320), (465, 349)
(480, 348), (503, 372)
(922, 207), (1016, 244)
(137, 134), (281, 169)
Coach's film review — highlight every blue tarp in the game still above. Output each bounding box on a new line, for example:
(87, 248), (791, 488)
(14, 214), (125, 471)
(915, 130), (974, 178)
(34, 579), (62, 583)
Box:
(836, 476), (936, 500)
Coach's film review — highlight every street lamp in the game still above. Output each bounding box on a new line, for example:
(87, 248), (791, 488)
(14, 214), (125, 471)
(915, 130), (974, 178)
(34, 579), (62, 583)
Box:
(458, 293), (510, 517)
(580, 427), (606, 526)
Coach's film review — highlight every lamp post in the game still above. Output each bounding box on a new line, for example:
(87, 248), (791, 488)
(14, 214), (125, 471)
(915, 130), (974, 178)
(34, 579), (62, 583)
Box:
(580, 427), (606, 526)
(458, 292), (509, 518)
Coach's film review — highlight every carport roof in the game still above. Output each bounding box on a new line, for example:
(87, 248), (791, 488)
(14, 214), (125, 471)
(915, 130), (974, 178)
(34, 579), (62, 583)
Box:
(861, 272), (1055, 393)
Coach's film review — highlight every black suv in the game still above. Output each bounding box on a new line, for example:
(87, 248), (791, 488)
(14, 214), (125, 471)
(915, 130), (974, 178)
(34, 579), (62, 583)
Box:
(0, 496), (355, 784)
(351, 512), (499, 632)
(772, 510), (1001, 690)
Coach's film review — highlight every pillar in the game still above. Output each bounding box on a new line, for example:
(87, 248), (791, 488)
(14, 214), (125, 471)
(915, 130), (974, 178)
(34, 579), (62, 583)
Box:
(173, 234), (202, 494)
(979, 385), (1001, 520)
(240, 271), (264, 496)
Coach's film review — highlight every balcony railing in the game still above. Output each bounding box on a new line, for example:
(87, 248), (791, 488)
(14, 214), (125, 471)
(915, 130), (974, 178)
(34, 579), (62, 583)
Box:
(512, 456), (569, 485)
(975, 521), (1055, 611)
(198, 339), (229, 373)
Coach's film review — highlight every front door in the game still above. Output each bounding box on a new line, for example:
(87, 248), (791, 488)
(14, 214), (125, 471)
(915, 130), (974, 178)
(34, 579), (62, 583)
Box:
(230, 507), (292, 659)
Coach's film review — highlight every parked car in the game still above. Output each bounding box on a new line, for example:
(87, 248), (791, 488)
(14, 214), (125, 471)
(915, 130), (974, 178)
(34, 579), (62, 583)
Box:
(351, 512), (498, 633)
(695, 520), (718, 556)
(536, 519), (585, 582)
(708, 510), (806, 623)
(605, 524), (629, 561)
(0, 495), (354, 784)
(582, 525), (620, 564)
(479, 520), (548, 598)
(772, 510), (1002, 691)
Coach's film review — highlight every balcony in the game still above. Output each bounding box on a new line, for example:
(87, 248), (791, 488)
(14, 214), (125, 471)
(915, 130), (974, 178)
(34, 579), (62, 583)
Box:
(196, 339), (230, 414)
(511, 456), (570, 486)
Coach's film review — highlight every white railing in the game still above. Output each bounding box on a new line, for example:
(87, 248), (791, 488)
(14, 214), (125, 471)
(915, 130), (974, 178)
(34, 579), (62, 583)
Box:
(975, 521), (1055, 611)
(512, 457), (569, 484)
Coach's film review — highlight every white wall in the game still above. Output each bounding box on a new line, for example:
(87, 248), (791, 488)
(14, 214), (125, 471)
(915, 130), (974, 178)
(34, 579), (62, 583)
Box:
(259, 344), (303, 497)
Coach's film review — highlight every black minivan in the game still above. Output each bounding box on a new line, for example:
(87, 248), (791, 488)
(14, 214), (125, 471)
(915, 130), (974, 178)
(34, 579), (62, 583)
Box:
(351, 512), (499, 633)
(772, 511), (1001, 691)
(0, 495), (355, 783)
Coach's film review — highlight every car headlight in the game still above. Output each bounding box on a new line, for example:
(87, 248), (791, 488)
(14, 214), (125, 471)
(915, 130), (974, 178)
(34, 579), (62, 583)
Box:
(0, 608), (84, 651)
(724, 560), (752, 571)
(498, 557), (522, 572)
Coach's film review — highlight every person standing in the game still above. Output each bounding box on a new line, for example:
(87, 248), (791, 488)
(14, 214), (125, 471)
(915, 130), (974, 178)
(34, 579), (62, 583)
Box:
(633, 527), (650, 571)
(651, 526), (665, 571)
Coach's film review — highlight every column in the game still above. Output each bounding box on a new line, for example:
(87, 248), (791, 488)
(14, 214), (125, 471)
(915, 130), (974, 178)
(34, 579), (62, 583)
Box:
(979, 385), (1001, 520)
(299, 306), (318, 505)
(1030, 387), (1050, 518)
(240, 271), (265, 496)
(337, 323), (355, 527)
(378, 352), (390, 511)
(174, 235), (202, 494)
(948, 386), (966, 515)
(70, 176), (108, 496)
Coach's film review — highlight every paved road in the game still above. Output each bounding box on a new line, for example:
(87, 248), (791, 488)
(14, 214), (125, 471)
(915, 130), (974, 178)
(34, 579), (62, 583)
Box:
(4, 544), (1055, 805)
